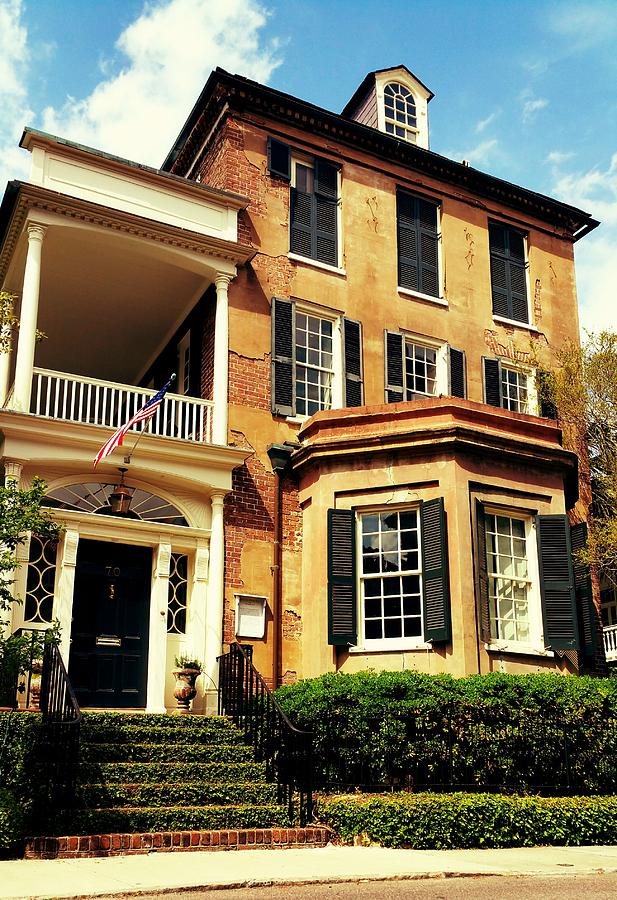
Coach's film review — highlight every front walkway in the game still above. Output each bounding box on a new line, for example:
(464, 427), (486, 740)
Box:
(4, 843), (617, 899)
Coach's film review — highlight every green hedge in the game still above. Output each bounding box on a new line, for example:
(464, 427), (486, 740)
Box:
(319, 793), (617, 849)
(276, 671), (617, 792)
(0, 712), (44, 850)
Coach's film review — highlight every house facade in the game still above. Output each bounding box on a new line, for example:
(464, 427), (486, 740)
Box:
(0, 65), (604, 712)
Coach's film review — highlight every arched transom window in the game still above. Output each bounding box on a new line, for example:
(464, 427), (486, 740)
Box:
(384, 83), (417, 141)
(43, 482), (189, 526)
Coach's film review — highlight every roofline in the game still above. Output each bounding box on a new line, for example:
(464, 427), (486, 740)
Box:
(341, 65), (435, 118)
(161, 70), (598, 239)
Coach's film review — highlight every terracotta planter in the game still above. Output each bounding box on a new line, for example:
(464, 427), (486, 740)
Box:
(172, 667), (201, 714)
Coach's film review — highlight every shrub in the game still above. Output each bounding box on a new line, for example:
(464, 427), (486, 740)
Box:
(318, 793), (617, 849)
(0, 789), (23, 852)
(0, 711), (44, 843)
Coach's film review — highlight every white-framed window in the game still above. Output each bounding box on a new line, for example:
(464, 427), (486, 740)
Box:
(358, 507), (424, 649)
(385, 331), (465, 404)
(483, 358), (538, 415)
(500, 364), (529, 413)
(484, 509), (543, 648)
(601, 586), (617, 627)
(404, 338), (441, 398)
(295, 309), (336, 417)
(384, 82), (418, 142)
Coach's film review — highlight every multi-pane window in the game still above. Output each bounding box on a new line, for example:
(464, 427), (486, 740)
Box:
(384, 83), (417, 142)
(601, 587), (617, 627)
(500, 366), (529, 413)
(489, 222), (529, 323)
(25, 536), (57, 624)
(295, 312), (334, 417)
(360, 509), (423, 642)
(485, 513), (531, 643)
(405, 341), (437, 398)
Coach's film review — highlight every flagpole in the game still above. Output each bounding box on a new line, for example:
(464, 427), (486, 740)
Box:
(123, 417), (153, 465)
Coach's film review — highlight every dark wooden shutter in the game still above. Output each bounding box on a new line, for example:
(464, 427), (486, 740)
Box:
(290, 187), (314, 259)
(421, 498), (451, 642)
(418, 198), (439, 297)
(343, 318), (363, 408)
(314, 158), (339, 267)
(328, 508), (357, 645)
(397, 192), (439, 297)
(537, 515), (579, 651)
(448, 347), (466, 399)
(570, 522), (597, 661)
(271, 297), (295, 417)
(483, 357), (502, 407)
(385, 331), (404, 403)
(267, 137), (291, 180)
(489, 222), (529, 323)
(475, 500), (491, 642)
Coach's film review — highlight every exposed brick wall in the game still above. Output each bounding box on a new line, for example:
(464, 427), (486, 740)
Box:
(228, 352), (271, 411)
(201, 287), (216, 401)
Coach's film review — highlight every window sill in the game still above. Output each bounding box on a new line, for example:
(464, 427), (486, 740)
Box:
(349, 641), (432, 654)
(485, 641), (554, 658)
(288, 253), (347, 277)
(398, 287), (448, 307)
(493, 315), (539, 333)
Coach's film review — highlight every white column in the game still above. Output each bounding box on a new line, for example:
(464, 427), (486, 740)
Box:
(146, 542), (171, 713)
(12, 224), (46, 412)
(0, 323), (13, 407)
(212, 274), (231, 446)
(204, 490), (225, 714)
(186, 542), (209, 714)
(55, 529), (80, 667)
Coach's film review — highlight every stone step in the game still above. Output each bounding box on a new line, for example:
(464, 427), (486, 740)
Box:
(78, 782), (278, 808)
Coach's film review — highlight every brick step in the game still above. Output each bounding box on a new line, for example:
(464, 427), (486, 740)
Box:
(25, 826), (331, 859)
(80, 742), (255, 763)
(50, 804), (292, 835)
(78, 761), (267, 784)
(78, 781), (278, 808)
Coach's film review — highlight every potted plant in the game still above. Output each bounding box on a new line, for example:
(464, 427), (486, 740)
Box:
(171, 654), (202, 714)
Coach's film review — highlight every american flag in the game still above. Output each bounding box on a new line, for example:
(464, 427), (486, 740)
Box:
(93, 375), (176, 468)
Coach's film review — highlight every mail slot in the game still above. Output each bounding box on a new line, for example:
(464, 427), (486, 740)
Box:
(96, 636), (121, 647)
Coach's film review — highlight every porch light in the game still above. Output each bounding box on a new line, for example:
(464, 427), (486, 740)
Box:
(109, 468), (135, 515)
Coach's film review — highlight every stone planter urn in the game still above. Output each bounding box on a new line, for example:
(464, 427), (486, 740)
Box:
(172, 667), (201, 714)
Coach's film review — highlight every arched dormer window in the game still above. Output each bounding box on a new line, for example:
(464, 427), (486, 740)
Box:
(384, 82), (417, 142)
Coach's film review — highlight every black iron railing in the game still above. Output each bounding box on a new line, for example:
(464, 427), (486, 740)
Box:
(39, 641), (82, 817)
(218, 643), (313, 825)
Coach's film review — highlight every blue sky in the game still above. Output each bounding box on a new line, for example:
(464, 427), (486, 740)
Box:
(1, 0), (616, 332)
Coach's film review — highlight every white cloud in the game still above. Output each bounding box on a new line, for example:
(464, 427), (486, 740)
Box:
(475, 111), (499, 134)
(547, 2), (617, 51)
(546, 150), (575, 166)
(447, 138), (498, 168)
(0, 0), (33, 188)
(521, 96), (548, 123)
(41, 0), (282, 168)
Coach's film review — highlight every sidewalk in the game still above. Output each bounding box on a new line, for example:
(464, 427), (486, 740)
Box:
(3, 844), (617, 899)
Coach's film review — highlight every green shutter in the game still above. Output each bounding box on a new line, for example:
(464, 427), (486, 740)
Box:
(343, 318), (363, 407)
(271, 297), (295, 417)
(421, 498), (451, 643)
(570, 522), (597, 662)
(448, 347), (466, 399)
(483, 357), (502, 407)
(385, 330), (404, 403)
(267, 137), (291, 180)
(537, 515), (579, 651)
(475, 500), (491, 642)
(328, 508), (357, 645)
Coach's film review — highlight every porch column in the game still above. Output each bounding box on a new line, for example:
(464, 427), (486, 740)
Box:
(55, 529), (80, 667)
(187, 542), (209, 714)
(146, 542), (171, 713)
(12, 223), (46, 412)
(212, 274), (231, 446)
(0, 323), (13, 407)
(204, 490), (225, 713)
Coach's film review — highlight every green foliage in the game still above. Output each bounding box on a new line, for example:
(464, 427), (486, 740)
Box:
(318, 793), (617, 849)
(174, 655), (202, 671)
(0, 712), (45, 847)
(276, 670), (617, 791)
(0, 788), (23, 852)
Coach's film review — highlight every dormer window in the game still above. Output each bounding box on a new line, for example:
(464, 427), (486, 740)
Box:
(384, 83), (417, 142)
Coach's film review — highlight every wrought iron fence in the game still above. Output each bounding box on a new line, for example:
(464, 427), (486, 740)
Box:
(39, 641), (82, 819)
(311, 704), (617, 795)
(218, 643), (313, 825)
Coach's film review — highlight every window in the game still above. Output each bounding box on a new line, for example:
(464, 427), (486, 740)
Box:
(267, 137), (340, 268)
(167, 553), (188, 635)
(601, 586), (617, 627)
(489, 221), (529, 324)
(397, 191), (440, 298)
(271, 297), (363, 417)
(384, 83), (417, 142)
(484, 512), (537, 644)
(25, 536), (57, 624)
(177, 332), (191, 396)
(385, 332), (466, 403)
(482, 358), (537, 414)
(327, 499), (451, 649)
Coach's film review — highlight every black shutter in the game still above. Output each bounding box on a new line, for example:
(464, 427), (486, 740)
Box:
(418, 198), (439, 298)
(343, 318), (363, 408)
(483, 357), (502, 407)
(570, 522), (597, 661)
(421, 498), (451, 642)
(397, 192), (439, 298)
(537, 515), (579, 651)
(314, 158), (339, 267)
(271, 297), (295, 417)
(475, 500), (491, 642)
(328, 508), (357, 645)
(448, 347), (466, 399)
(267, 137), (291, 181)
(385, 331), (404, 403)
(290, 188), (314, 259)
(489, 222), (529, 324)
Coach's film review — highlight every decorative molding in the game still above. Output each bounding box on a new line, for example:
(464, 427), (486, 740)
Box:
(194, 546), (210, 581)
(62, 529), (80, 567)
(156, 543), (172, 578)
(3, 460), (23, 485)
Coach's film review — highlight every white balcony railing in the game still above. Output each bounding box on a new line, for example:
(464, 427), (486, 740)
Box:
(30, 368), (213, 444)
(603, 624), (617, 663)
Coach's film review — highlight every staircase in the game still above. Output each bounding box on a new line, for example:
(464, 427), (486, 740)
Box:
(24, 712), (328, 858)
